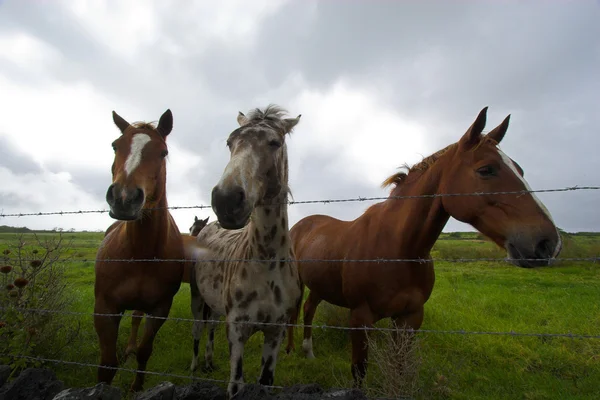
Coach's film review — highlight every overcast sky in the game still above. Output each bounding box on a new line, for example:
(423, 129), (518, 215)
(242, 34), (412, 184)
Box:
(0, 0), (599, 234)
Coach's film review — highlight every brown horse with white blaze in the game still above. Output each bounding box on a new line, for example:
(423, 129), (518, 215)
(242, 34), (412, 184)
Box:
(94, 109), (184, 392)
(286, 107), (562, 386)
(124, 215), (210, 361)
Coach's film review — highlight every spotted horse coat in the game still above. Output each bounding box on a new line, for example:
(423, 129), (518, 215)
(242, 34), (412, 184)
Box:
(189, 105), (303, 399)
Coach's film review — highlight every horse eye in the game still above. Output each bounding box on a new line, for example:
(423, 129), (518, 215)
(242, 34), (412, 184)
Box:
(161, 150), (168, 158)
(476, 165), (496, 177)
(268, 140), (282, 148)
(112, 144), (116, 152)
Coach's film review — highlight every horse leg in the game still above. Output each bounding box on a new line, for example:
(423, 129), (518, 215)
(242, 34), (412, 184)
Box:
(391, 307), (424, 376)
(302, 290), (322, 359)
(125, 310), (144, 357)
(258, 327), (286, 387)
(285, 282), (304, 355)
(190, 272), (206, 372)
(226, 318), (251, 399)
(203, 303), (218, 372)
(349, 305), (375, 388)
(129, 303), (171, 392)
(93, 301), (122, 385)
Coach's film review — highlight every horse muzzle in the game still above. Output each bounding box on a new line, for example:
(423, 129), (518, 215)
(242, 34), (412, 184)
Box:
(505, 233), (562, 268)
(211, 185), (251, 230)
(106, 184), (145, 221)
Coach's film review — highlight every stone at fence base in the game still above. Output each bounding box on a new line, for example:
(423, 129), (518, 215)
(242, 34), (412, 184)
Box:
(135, 382), (175, 400)
(174, 381), (226, 400)
(0, 367), (64, 400)
(234, 383), (274, 400)
(52, 383), (123, 400)
(323, 388), (367, 400)
(0, 366), (10, 388)
(278, 383), (324, 400)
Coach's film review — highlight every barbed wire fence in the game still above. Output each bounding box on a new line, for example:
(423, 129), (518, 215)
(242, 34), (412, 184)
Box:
(1, 185), (599, 396)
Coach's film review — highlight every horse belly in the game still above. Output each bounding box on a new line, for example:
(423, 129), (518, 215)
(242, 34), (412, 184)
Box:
(300, 261), (347, 308)
(196, 264), (227, 316)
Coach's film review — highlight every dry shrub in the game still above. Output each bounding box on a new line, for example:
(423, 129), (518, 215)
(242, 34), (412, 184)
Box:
(365, 321), (422, 399)
(0, 231), (80, 372)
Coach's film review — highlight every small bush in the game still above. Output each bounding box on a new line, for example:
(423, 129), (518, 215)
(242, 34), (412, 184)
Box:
(365, 321), (423, 399)
(0, 231), (80, 372)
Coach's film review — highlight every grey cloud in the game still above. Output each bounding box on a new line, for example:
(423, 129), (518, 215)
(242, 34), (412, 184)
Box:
(0, 135), (42, 174)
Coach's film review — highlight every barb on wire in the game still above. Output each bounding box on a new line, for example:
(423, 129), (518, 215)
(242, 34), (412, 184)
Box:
(6, 256), (600, 264)
(4, 307), (599, 339)
(1, 185), (598, 218)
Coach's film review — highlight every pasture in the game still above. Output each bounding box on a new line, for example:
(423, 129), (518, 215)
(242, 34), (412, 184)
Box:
(1, 229), (599, 399)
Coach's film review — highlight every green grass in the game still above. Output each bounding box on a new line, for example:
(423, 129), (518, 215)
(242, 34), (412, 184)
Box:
(1, 231), (599, 399)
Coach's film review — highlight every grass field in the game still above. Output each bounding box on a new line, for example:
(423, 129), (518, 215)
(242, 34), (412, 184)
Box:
(1, 230), (599, 399)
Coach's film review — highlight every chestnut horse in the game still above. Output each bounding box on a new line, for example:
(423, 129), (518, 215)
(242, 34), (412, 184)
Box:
(94, 109), (184, 392)
(125, 215), (210, 361)
(286, 107), (562, 386)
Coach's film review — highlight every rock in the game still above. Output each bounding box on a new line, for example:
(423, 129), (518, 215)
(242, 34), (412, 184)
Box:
(234, 383), (273, 400)
(52, 383), (123, 400)
(0, 366), (10, 388)
(0, 368), (64, 400)
(174, 381), (226, 400)
(323, 388), (367, 400)
(278, 384), (324, 400)
(135, 382), (175, 400)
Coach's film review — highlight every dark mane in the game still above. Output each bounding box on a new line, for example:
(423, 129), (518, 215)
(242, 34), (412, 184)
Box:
(381, 143), (457, 191)
(131, 121), (158, 131)
(244, 104), (291, 133)
(381, 135), (500, 192)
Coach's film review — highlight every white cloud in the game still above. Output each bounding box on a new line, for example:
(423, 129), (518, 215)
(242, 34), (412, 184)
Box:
(288, 79), (430, 189)
(0, 32), (62, 71)
(0, 75), (133, 169)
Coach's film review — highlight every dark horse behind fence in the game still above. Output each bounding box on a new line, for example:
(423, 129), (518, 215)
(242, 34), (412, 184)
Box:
(94, 109), (185, 392)
(286, 107), (562, 386)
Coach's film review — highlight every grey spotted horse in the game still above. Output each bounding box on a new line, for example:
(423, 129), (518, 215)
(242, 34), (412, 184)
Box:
(188, 105), (303, 399)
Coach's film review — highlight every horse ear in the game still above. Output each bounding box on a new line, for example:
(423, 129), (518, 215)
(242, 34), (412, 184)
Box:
(112, 111), (130, 134)
(157, 109), (173, 137)
(237, 111), (249, 127)
(459, 107), (487, 150)
(194, 216), (198, 222)
(203, 216), (209, 223)
(283, 114), (302, 134)
(486, 114), (511, 144)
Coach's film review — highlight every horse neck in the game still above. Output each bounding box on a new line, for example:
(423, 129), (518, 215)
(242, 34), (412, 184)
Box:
(125, 187), (171, 252)
(246, 157), (290, 259)
(377, 162), (451, 258)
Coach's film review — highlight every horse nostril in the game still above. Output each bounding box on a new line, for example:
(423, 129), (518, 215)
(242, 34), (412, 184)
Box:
(133, 188), (144, 204)
(106, 184), (116, 205)
(535, 238), (552, 258)
(235, 187), (245, 205)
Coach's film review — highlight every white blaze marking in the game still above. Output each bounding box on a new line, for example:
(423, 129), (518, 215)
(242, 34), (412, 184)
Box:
(124, 133), (151, 177)
(498, 148), (562, 257)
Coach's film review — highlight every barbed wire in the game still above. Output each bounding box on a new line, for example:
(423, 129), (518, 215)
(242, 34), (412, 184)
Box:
(1, 185), (598, 218)
(5, 354), (283, 389)
(4, 256), (600, 264)
(3, 307), (598, 339)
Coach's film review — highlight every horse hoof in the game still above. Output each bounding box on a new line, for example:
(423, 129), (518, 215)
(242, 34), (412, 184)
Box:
(129, 384), (142, 393)
(125, 347), (137, 358)
(202, 363), (216, 373)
